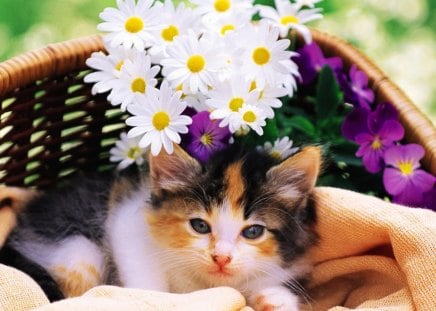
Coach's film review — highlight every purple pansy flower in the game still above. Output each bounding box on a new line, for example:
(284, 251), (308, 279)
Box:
(338, 64), (375, 109)
(182, 111), (231, 164)
(383, 144), (436, 207)
(422, 188), (436, 211)
(342, 103), (405, 173)
(293, 42), (343, 85)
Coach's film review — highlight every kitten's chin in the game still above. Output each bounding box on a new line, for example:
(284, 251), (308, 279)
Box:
(207, 267), (234, 278)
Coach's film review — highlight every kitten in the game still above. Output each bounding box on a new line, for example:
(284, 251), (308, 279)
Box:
(1, 144), (321, 310)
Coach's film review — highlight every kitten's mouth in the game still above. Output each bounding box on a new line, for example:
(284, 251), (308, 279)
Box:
(208, 266), (234, 277)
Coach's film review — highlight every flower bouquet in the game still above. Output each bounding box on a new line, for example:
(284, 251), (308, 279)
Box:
(53, 0), (433, 210)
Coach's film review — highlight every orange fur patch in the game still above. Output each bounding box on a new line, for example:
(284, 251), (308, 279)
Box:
(224, 162), (245, 212)
(256, 237), (278, 257)
(147, 211), (192, 248)
(108, 178), (137, 211)
(52, 263), (101, 297)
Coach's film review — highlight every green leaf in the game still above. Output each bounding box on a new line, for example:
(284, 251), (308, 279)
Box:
(315, 66), (343, 120)
(262, 118), (280, 143)
(236, 119), (279, 147)
(254, 0), (276, 6)
(282, 115), (316, 137)
(332, 154), (363, 167)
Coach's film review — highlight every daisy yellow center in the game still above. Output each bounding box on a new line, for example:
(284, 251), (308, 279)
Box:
(125, 16), (144, 33)
(270, 151), (282, 160)
(258, 90), (265, 99)
(131, 77), (146, 93)
(127, 147), (142, 159)
(214, 0), (231, 12)
(229, 97), (244, 112)
(152, 111), (170, 131)
(187, 55), (206, 73)
(161, 25), (179, 42)
(115, 60), (124, 71)
(280, 15), (300, 25)
(371, 136), (382, 150)
(200, 133), (213, 146)
(398, 161), (414, 176)
(252, 47), (270, 65)
(220, 24), (235, 35)
(243, 111), (256, 123)
(249, 81), (257, 91)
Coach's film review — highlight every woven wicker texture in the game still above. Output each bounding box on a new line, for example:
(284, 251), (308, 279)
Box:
(0, 32), (435, 189)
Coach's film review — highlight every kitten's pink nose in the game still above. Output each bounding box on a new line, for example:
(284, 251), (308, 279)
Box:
(212, 255), (232, 267)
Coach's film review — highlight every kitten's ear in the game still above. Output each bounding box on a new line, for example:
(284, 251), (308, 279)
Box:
(149, 145), (201, 192)
(267, 146), (322, 193)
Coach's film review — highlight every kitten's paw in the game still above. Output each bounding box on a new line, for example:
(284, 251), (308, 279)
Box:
(251, 286), (299, 311)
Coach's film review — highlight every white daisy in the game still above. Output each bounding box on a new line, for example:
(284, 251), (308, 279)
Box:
(257, 0), (323, 42)
(201, 10), (252, 37)
(280, 71), (299, 97)
(98, 0), (162, 50)
(183, 91), (209, 112)
(259, 136), (299, 160)
(148, 0), (200, 64)
(110, 132), (147, 170)
(126, 81), (192, 156)
(207, 75), (259, 128)
(191, 0), (255, 21)
(108, 54), (160, 111)
(84, 44), (138, 95)
(161, 31), (222, 94)
(231, 104), (267, 135)
(238, 22), (296, 89)
(249, 80), (288, 118)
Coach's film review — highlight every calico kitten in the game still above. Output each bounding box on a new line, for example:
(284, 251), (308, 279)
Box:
(1, 144), (321, 310)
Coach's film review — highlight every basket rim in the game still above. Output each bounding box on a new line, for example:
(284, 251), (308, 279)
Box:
(0, 30), (435, 175)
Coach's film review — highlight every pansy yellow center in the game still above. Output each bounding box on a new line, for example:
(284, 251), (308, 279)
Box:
(214, 0), (231, 12)
(229, 97), (244, 112)
(131, 77), (146, 93)
(187, 55), (206, 73)
(249, 81), (257, 91)
(127, 147), (142, 159)
(152, 111), (170, 130)
(200, 133), (213, 146)
(243, 111), (256, 123)
(220, 24), (235, 35)
(125, 16), (144, 33)
(398, 161), (414, 176)
(280, 15), (300, 25)
(161, 25), (179, 42)
(252, 47), (270, 65)
(270, 151), (282, 160)
(371, 136), (382, 150)
(115, 60), (124, 71)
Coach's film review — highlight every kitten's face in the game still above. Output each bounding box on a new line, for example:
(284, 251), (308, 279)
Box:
(147, 146), (320, 288)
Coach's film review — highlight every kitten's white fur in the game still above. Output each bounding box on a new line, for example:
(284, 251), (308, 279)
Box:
(12, 235), (105, 286)
(106, 190), (168, 292)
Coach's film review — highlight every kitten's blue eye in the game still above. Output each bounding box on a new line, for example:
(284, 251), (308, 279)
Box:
(241, 225), (265, 240)
(190, 218), (211, 234)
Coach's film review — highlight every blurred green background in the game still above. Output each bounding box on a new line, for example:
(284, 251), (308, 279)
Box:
(0, 0), (434, 122)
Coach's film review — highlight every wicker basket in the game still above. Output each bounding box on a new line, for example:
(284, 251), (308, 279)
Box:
(0, 30), (435, 190)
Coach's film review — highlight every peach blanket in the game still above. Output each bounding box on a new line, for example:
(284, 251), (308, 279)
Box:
(0, 187), (435, 310)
